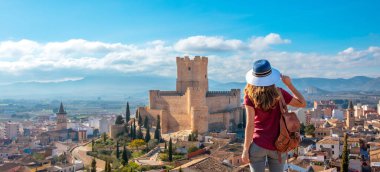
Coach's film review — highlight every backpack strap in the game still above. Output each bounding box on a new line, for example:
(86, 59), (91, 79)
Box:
(277, 88), (288, 113)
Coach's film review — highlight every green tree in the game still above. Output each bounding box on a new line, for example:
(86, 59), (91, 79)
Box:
(179, 167), (183, 172)
(138, 111), (143, 127)
(145, 123), (151, 142)
(341, 133), (349, 172)
(164, 141), (167, 150)
(137, 126), (143, 139)
(300, 123), (306, 135)
(91, 139), (95, 152)
(168, 138), (173, 162)
(154, 115), (161, 141)
(130, 139), (146, 150)
(122, 145), (128, 166)
(116, 140), (120, 159)
(104, 160), (108, 172)
(91, 158), (96, 172)
(115, 115), (125, 125)
(126, 102), (131, 123)
(132, 119), (137, 139)
(102, 133), (107, 143)
(107, 161), (111, 172)
(144, 116), (149, 129)
(305, 124), (315, 136)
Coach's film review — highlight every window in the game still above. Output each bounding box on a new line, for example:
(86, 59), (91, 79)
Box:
(188, 67), (191, 71)
(332, 145), (334, 148)
(332, 151), (335, 155)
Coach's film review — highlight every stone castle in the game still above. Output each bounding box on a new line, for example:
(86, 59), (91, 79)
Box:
(138, 56), (243, 134)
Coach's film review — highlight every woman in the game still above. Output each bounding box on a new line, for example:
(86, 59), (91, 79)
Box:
(241, 59), (306, 172)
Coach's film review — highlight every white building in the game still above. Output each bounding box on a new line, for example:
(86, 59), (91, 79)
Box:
(316, 137), (341, 159)
(377, 100), (380, 116)
(295, 109), (307, 124)
(5, 122), (20, 139)
(88, 117), (101, 128)
(99, 117), (111, 134)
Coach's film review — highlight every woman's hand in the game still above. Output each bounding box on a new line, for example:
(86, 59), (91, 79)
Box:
(281, 74), (292, 87)
(241, 150), (250, 164)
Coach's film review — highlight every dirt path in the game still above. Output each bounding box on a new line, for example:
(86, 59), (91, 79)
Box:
(72, 142), (105, 171)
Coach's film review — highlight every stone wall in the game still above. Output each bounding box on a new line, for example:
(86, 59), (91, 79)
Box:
(109, 124), (124, 139)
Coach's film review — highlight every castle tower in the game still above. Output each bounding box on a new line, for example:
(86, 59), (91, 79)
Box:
(346, 101), (355, 130)
(176, 56), (208, 93)
(56, 102), (68, 130)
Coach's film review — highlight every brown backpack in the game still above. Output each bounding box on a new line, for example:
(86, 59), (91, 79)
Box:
(275, 88), (301, 153)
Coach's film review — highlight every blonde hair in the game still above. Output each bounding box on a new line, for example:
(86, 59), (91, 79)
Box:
(244, 84), (280, 111)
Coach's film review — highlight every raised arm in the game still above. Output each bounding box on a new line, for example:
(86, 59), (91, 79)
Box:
(281, 74), (307, 108)
(241, 105), (255, 164)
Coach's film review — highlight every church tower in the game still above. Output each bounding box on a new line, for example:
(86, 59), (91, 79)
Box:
(56, 102), (68, 130)
(346, 101), (355, 130)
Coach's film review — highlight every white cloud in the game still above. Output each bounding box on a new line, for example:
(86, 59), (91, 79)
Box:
(249, 33), (291, 51)
(174, 36), (244, 53)
(0, 36), (379, 83)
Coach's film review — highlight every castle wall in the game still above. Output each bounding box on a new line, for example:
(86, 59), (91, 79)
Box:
(139, 56), (243, 135)
(206, 89), (241, 113)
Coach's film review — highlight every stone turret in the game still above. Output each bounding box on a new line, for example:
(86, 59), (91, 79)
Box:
(176, 56), (208, 93)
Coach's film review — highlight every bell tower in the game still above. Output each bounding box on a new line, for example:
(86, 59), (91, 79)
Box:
(56, 102), (68, 130)
(176, 56), (208, 93)
(346, 101), (355, 130)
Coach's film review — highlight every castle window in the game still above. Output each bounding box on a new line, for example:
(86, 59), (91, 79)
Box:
(188, 67), (191, 71)
(205, 74), (207, 78)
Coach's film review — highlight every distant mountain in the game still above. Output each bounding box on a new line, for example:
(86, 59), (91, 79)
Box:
(212, 76), (380, 93)
(0, 75), (379, 100)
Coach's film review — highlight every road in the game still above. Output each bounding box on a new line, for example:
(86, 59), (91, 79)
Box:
(71, 142), (105, 171)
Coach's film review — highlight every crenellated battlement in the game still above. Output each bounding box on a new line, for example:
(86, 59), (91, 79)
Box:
(206, 89), (240, 97)
(176, 56), (208, 63)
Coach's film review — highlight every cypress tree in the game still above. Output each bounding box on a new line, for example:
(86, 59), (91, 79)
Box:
(107, 161), (111, 172)
(91, 158), (96, 172)
(144, 116), (149, 129)
(145, 124), (151, 142)
(138, 112), (143, 127)
(116, 140), (120, 159)
(164, 141), (167, 150)
(91, 139), (95, 152)
(168, 138), (173, 162)
(122, 145), (128, 166)
(341, 133), (349, 172)
(154, 115), (161, 141)
(137, 125), (143, 139)
(104, 160), (108, 172)
(133, 119), (137, 139)
(126, 102), (130, 123)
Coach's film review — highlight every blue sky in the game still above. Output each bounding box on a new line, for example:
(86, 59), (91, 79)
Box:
(0, 0), (379, 83)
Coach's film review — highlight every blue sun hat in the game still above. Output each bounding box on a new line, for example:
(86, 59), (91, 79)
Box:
(246, 59), (281, 86)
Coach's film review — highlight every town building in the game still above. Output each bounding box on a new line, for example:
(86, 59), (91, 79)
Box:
(138, 56), (243, 134)
(346, 101), (355, 130)
(56, 103), (67, 130)
(5, 121), (20, 140)
(316, 137), (341, 159)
